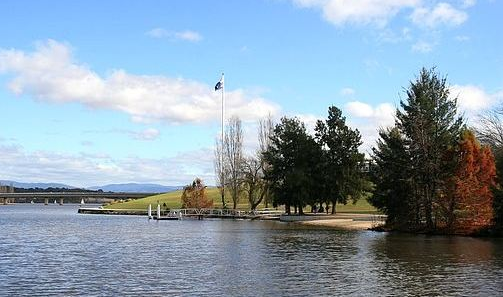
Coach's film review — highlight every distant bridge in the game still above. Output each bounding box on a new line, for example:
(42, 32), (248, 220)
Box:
(0, 192), (156, 205)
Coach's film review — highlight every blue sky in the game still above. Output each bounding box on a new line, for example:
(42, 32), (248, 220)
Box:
(0, 0), (502, 187)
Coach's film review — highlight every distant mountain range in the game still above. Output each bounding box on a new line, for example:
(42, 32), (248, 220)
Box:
(0, 180), (76, 189)
(88, 183), (182, 193)
(0, 180), (182, 193)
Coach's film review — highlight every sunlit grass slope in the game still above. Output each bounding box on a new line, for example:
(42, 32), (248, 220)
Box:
(104, 187), (377, 213)
(103, 187), (245, 210)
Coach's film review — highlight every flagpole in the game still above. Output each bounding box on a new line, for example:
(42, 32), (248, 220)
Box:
(221, 72), (225, 207)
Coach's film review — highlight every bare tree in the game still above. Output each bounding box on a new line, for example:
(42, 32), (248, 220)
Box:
(241, 156), (266, 210)
(224, 116), (244, 209)
(258, 114), (274, 207)
(214, 138), (227, 208)
(477, 107), (503, 151)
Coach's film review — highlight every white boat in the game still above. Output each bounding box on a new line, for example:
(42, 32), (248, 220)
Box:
(30, 200), (34, 204)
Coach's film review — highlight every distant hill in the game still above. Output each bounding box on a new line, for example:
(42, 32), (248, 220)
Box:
(0, 180), (76, 189)
(88, 183), (182, 193)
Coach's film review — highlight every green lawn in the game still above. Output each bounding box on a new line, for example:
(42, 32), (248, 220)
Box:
(104, 187), (378, 213)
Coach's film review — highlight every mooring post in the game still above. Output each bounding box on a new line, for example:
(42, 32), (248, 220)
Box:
(148, 204), (152, 219)
(44, 198), (48, 205)
(157, 204), (161, 220)
(59, 198), (64, 205)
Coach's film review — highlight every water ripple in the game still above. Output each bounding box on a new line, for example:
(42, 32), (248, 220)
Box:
(1, 205), (502, 296)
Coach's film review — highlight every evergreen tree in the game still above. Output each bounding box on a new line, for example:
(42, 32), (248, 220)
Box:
(370, 127), (414, 229)
(263, 117), (321, 215)
(315, 106), (369, 214)
(396, 67), (463, 230)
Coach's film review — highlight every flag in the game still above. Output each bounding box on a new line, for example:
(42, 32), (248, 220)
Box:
(214, 75), (224, 91)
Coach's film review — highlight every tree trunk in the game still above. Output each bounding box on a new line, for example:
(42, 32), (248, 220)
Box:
(221, 191), (226, 208)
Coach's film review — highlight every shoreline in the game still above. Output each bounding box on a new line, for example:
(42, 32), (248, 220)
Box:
(296, 218), (381, 230)
(77, 207), (385, 230)
(281, 213), (385, 230)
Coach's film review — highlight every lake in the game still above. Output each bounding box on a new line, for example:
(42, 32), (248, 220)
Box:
(0, 204), (502, 296)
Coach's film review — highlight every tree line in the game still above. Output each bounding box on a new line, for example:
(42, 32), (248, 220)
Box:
(214, 104), (370, 214)
(213, 67), (501, 235)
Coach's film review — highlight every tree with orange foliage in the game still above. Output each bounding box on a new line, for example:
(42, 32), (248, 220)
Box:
(444, 130), (497, 234)
(181, 178), (213, 209)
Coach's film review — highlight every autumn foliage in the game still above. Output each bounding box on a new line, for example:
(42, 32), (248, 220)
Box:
(447, 131), (496, 233)
(181, 178), (213, 209)
(370, 68), (499, 235)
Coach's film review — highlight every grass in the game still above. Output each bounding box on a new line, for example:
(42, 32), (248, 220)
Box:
(104, 187), (378, 213)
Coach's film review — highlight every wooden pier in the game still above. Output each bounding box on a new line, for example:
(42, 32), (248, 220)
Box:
(79, 207), (283, 221)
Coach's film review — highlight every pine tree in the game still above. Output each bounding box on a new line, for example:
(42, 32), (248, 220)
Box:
(370, 127), (414, 229)
(315, 106), (369, 214)
(263, 117), (321, 215)
(396, 67), (463, 231)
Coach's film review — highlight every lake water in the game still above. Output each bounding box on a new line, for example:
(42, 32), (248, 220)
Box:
(1, 204), (502, 296)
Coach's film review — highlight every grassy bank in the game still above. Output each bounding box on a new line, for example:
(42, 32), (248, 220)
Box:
(104, 187), (378, 213)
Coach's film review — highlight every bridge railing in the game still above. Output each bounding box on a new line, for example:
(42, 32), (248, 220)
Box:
(163, 208), (261, 217)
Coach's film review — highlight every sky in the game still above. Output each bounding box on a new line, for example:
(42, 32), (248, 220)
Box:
(0, 0), (502, 187)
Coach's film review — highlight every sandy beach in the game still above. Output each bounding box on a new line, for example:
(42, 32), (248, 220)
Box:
(292, 213), (385, 230)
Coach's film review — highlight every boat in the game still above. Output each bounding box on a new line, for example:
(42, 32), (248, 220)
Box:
(31, 200), (34, 204)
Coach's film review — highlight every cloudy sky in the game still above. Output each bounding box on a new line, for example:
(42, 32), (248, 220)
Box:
(0, 0), (501, 187)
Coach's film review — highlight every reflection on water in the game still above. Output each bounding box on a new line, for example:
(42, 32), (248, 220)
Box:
(0, 204), (502, 296)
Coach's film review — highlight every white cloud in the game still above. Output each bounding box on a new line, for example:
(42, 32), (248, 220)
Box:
(345, 101), (395, 125)
(174, 30), (202, 42)
(344, 101), (396, 153)
(295, 113), (321, 134)
(450, 85), (502, 118)
(293, 0), (419, 26)
(462, 0), (476, 8)
(0, 40), (279, 124)
(411, 2), (468, 28)
(293, 1), (472, 31)
(146, 27), (170, 38)
(83, 128), (160, 141)
(134, 128), (160, 141)
(412, 40), (434, 53)
(345, 101), (374, 117)
(146, 28), (202, 42)
(377, 26), (412, 43)
(0, 143), (215, 187)
(340, 87), (355, 96)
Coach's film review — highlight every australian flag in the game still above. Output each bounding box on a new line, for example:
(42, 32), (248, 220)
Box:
(214, 74), (224, 91)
